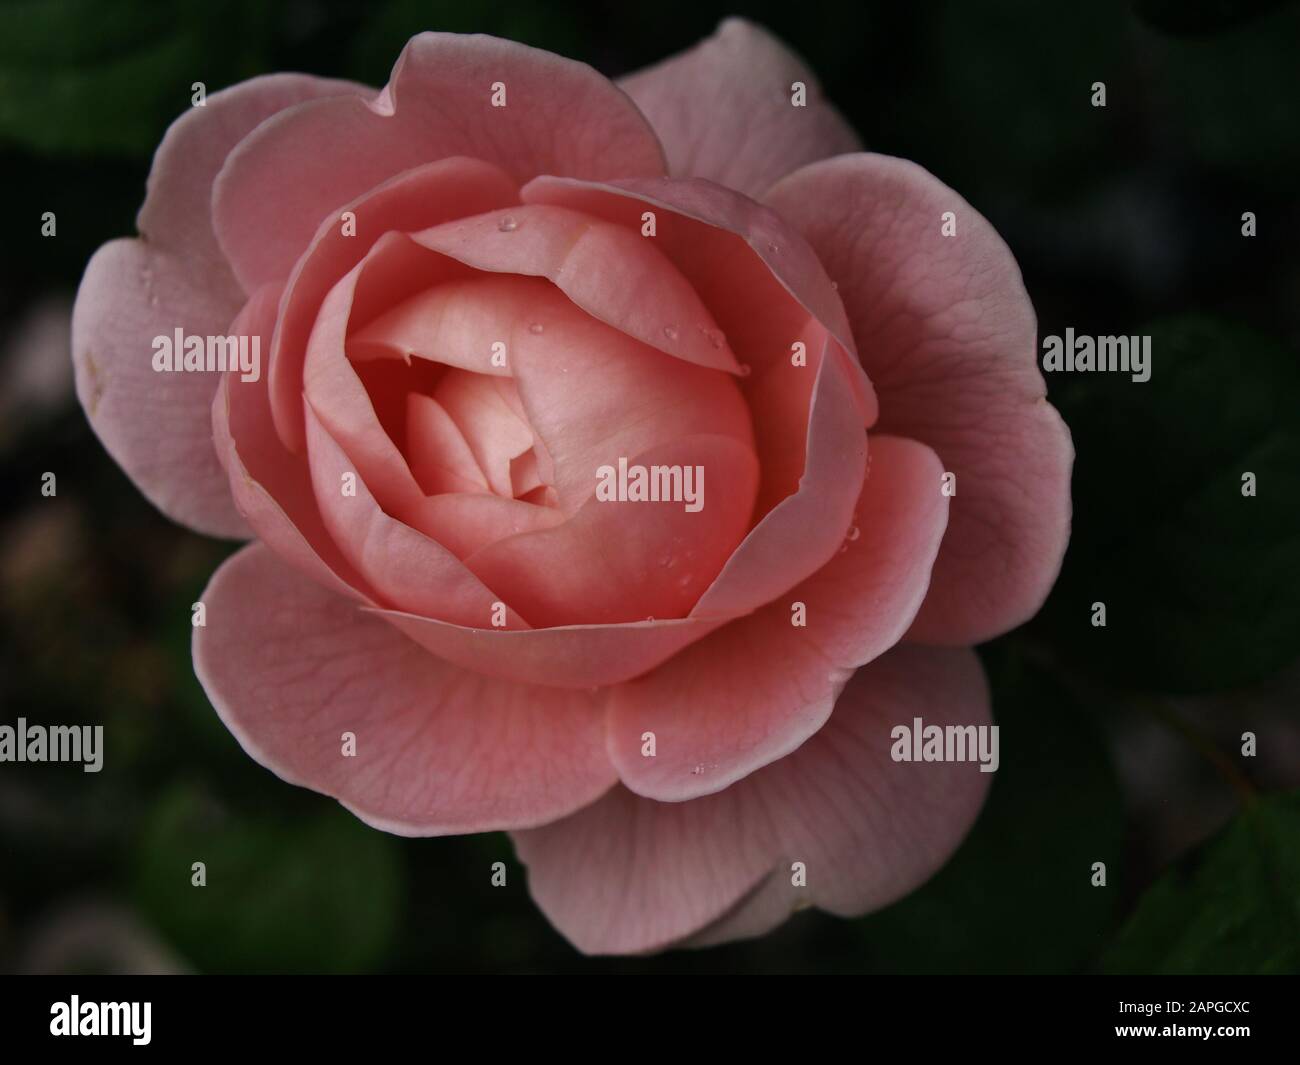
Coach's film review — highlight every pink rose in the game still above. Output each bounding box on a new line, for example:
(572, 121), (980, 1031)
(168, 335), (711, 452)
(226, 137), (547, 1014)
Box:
(73, 19), (1071, 954)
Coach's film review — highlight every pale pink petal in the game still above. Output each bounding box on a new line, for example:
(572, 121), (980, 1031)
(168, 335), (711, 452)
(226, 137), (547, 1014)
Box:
(399, 492), (564, 559)
(139, 73), (368, 273)
(347, 270), (755, 517)
(73, 240), (248, 537)
(303, 403), (530, 627)
(213, 33), (666, 291)
(194, 543), (616, 835)
(431, 370), (534, 497)
(404, 393), (490, 495)
(618, 18), (860, 198)
(690, 338), (864, 619)
(520, 174), (877, 521)
(213, 285), (367, 601)
(465, 435), (760, 627)
(608, 434), (947, 801)
(513, 643), (990, 954)
(376, 608), (728, 689)
(405, 205), (742, 373)
(268, 157), (520, 452)
(766, 154), (1074, 644)
(72, 75), (367, 537)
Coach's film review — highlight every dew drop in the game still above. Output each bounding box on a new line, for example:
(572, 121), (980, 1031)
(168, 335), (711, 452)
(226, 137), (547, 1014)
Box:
(737, 362), (752, 378)
(662, 325), (679, 342)
(699, 325), (725, 349)
(645, 615), (656, 622)
(846, 524), (861, 542)
(528, 322), (544, 334)
(830, 280), (839, 291)
(497, 215), (518, 232)
(766, 241), (780, 254)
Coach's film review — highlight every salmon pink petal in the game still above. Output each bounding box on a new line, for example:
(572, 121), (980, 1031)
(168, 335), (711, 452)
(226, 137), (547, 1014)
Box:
(213, 33), (666, 291)
(512, 643), (990, 954)
(520, 174), (877, 522)
(268, 157), (520, 452)
(464, 435), (760, 628)
(74, 240), (247, 538)
(690, 340), (865, 620)
(406, 205), (742, 373)
(140, 73), (368, 275)
(213, 285), (368, 601)
(608, 434), (948, 801)
(766, 154), (1073, 644)
(302, 404), (530, 627)
(618, 18), (860, 198)
(374, 609), (729, 690)
(194, 543), (616, 835)
(72, 75), (370, 537)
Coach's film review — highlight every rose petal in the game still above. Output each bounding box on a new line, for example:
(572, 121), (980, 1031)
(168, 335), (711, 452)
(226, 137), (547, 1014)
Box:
(608, 433), (948, 801)
(512, 643), (990, 954)
(140, 73), (368, 273)
(73, 240), (248, 537)
(766, 153), (1073, 643)
(72, 74), (368, 537)
(213, 32), (666, 291)
(376, 608), (729, 690)
(213, 284), (367, 601)
(465, 434), (760, 627)
(404, 205), (742, 373)
(520, 174), (878, 521)
(303, 403), (531, 627)
(268, 156), (520, 452)
(618, 18), (860, 198)
(690, 337), (865, 620)
(193, 542), (616, 835)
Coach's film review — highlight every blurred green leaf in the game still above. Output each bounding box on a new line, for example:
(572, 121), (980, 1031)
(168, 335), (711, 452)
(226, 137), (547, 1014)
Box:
(855, 648), (1125, 973)
(1047, 315), (1300, 692)
(133, 784), (403, 973)
(1103, 791), (1300, 973)
(0, 0), (272, 156)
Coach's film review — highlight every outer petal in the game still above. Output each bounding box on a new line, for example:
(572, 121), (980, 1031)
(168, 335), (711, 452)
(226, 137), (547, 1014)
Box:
(513, 643), (991, 955)
(766, 153), (1074, 644)
(607, 434), (947, 801)
(618, 18), (860, 198)
(73, 74), (364, 538)
(74, 240), (248, 537)
(213, 32), (667, 291)
(193, 543), (616, 835)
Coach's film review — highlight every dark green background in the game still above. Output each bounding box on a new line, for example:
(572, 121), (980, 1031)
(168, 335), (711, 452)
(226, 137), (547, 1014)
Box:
(1, 0), (1298, 973)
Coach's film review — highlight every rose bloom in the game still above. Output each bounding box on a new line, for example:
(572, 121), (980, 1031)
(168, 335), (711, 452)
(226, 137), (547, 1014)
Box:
(73, 19), (1071, 954)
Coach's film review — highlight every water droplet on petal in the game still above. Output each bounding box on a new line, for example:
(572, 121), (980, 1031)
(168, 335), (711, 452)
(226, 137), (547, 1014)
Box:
(497, 215), (518, 232)
(662, 326), (679, 342)
(645, 615), (656, 622)
(830, 280), (839, 291)
(528, 322), (544, 334)
(846, 525), (861, 542)
(766, 241), (780, 254)
(699, 325), (725, 349)
(737, 363), (752, 378)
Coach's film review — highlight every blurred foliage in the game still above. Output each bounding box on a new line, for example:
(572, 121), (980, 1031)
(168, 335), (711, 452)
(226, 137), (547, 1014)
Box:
(1047, 316), (1300, 692)
(133, 784), (403, 973)
(1, 0), (1298, 974)
(1103, 791), (1300, 973)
